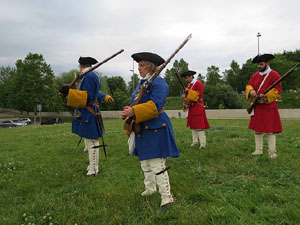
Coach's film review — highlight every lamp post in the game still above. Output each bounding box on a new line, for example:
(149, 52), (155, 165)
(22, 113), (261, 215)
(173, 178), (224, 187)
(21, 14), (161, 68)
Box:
(130, 59), (135, 92)
(257, 32), (261, 55)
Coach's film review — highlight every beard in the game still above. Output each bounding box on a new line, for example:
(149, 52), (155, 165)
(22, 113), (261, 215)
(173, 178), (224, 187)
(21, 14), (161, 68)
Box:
(258, 64), (268, 72)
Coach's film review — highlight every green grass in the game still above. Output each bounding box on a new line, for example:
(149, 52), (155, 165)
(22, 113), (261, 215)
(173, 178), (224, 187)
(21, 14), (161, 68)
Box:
(1, 119), (300, 225)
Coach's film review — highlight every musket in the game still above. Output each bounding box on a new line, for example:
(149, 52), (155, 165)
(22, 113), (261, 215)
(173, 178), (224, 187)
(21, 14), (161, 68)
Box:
(175, 73), (187, 92)
(123, 34), (192, 131)
(93, 136), (107, 158)
(59, 49), (124, 98)
(175, 72), (190, 111)
(247, 62), (299, 114)
(130, 34), (191, 107)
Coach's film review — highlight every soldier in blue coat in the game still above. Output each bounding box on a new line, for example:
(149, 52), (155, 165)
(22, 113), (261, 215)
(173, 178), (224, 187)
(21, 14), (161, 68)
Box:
(122, 52), (179, 209)
(69, 56), (113, 176)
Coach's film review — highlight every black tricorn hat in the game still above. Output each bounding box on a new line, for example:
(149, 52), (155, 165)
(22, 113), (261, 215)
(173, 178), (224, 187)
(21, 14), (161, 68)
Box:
(180, 70), (196, 77)
(78, 57), (98, 65)
(252, 54), (275, 63)
(131, 52), (165, 66)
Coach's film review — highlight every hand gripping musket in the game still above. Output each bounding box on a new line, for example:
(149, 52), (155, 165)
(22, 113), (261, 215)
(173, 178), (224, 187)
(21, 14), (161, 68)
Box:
(247, 62), (299, 114)
(59, 49), (124, 99)
(123, 34), (192, 133)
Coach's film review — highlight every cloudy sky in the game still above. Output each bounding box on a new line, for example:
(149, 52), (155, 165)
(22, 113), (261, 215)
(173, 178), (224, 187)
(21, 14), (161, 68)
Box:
(1, 0), (299, 82)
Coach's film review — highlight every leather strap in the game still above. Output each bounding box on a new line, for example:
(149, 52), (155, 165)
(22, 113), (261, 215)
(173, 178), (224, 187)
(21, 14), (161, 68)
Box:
(88, 100), (98, 106)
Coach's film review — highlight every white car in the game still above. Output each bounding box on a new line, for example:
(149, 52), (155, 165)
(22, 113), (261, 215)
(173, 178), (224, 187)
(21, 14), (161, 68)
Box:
(1, 120), (26, 127)
(17, 118), (32, 125)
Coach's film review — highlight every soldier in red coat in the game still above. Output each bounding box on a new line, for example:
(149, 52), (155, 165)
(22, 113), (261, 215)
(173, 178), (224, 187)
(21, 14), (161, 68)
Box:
(181, 71), (210, 148)
(245, 54), (282, 158)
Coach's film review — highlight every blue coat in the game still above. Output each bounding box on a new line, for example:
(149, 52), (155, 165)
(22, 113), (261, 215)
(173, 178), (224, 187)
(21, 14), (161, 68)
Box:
(131, 77), (179, 161)
(72, 71), (105, 139)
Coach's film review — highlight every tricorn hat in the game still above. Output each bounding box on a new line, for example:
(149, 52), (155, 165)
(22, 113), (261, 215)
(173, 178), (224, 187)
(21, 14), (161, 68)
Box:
(180, 70), (196, 77)
(131, 52), (165, 66)
(252, 54), (275, 63)
(78, 57), (98, 65)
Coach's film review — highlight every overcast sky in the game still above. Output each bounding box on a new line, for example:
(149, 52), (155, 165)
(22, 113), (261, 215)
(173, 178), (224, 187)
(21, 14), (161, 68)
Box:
(1, 0), (299, 82)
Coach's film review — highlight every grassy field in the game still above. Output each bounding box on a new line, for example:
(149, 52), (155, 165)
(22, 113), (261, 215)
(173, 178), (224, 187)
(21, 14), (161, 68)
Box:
(0, 118), (300, 225)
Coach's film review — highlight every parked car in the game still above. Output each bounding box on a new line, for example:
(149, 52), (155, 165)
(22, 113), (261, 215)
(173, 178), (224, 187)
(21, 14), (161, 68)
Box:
(41, 117), (62, 125)
(0, 120), (14, 128)
(0, 120), (26, 128)
(17, 118), (32, 125)
(12, 120), (28, 126)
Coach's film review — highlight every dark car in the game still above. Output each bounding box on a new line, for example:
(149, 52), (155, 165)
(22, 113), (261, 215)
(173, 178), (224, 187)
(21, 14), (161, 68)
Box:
(41, 117), (62, 125)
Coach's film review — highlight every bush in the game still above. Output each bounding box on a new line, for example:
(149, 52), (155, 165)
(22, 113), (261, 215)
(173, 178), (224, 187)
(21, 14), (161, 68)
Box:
(278, 91), (300, 108)
(165, 96), (184, 110)
(203, 83), (242, 109)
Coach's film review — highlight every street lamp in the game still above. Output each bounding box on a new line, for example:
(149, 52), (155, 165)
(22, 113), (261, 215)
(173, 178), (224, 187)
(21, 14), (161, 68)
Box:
(130, 69), (134, 82)
(257, 32), (261, 55)
(130, 59), (135, 91)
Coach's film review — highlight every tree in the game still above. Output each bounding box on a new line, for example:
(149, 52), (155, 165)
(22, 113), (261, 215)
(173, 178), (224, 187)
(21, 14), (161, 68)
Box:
(283, 49), (300, 62)
(106, 76), (127, 95)
(127, 73), (140, 94)
(164, 59), (189, 96)
(223, 60), (241, 92)
(206, 65), (223, 85)
(98, 76), (129, 110)
(196, 73), (205, 83)
(236, 59), (257, 93)
(0, 66), (15, 84)
(100, 88), (130, 111)
(54, 69), (79, 89)
(98, 73), (109, 94)
(9, 53), (59, 112)
(270, 54), (300, 90)
(0, 66), (16, 108)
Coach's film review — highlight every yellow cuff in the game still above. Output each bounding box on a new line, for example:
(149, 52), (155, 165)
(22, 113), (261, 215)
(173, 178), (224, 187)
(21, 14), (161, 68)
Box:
(246, 85), (254, 101)
(187, 89), (199, 102)
(105, 95), (112, 103)
(132, 100), (158, 123)
(265, 88), (280, 104)
(67, 89), (87, 108)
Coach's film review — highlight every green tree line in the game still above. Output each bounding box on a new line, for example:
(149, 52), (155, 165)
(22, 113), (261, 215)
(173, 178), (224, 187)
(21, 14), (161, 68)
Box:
(0, 50), (299, 112)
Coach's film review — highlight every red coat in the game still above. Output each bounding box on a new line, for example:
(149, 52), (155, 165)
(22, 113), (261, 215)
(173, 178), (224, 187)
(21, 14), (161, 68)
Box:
(186, 80), (210, 129)
(248, 70), (282, 133)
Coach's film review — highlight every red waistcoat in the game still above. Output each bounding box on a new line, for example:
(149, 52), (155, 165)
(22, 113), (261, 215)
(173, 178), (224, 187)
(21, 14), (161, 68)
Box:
(248, 70), (282, 133)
